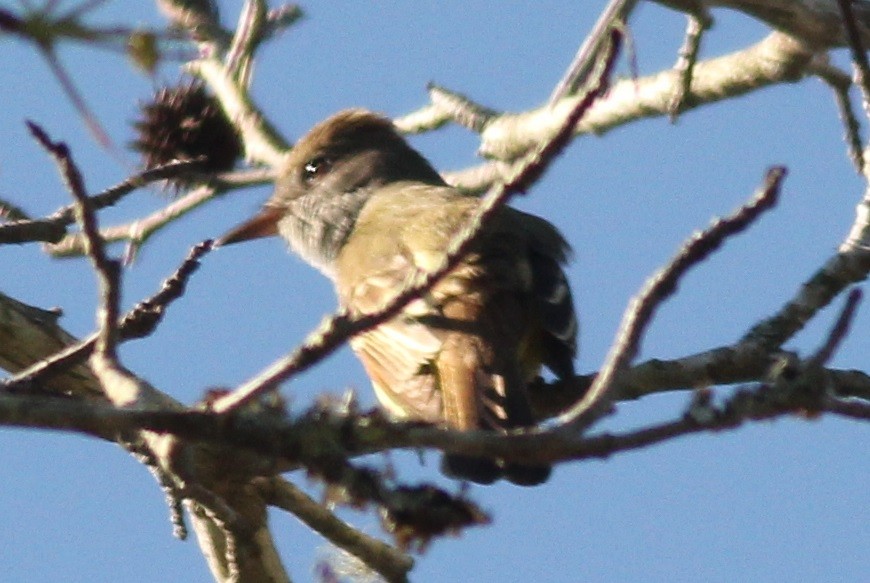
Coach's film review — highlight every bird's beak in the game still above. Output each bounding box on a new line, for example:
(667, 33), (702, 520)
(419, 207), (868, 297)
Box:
(216, 206), (282, 247)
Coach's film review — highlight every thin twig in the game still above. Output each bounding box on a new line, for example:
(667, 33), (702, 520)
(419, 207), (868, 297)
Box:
(225, 0), (268, 84)
(124, 438), (189, 540)
(549, 0), (638, 104)
(49, 158), (208, 222)
(47, 184), (216, 256)
(809, 287), (862, 366)
(836, 0), (870, 128)
(40, 46), (112, 149)
(121, 239), (215, 336)
(814, 60), (866, 173)
(27, 121), (155, 409)
(263, 4), (304, 40)
(0, 158), (206, 245)
(426, 84), (498, 132)
(3, 240), (213, 392)
(558, 167), (787, 429)
(258, 477), (413, 583)
(740, 252), (870, 351)
(24, 124), (118, 324)
(668, 10), (712, 120)
(824, 396), (870, 419)
(189, 55), (289, 168)
(44, 167), (271, 256)
(29, 122), (125, 366)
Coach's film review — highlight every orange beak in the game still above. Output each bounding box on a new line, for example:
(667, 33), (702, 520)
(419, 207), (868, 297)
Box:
(216, 206), (282, 247)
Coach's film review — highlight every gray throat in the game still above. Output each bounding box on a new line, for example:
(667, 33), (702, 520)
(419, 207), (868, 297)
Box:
(276, 190), (368, 280)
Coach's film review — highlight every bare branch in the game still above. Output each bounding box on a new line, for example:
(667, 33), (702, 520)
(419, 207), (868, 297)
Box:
(225, 0), (267, 84)
(739, 75), (870, 352)
(124, 437), (189, 540)
(0, 216), (67, 245)
(258, 477), (413, 583)
(657, 0), (870, 49)
(45, 167), (272, 257)
(4, 291), (867, 426)
(0, 158), (206, 245)
(55, 158), (209, 217)
(16, 126), (288, 581)
(668, 9), (712, 119)
(27, 121), (146, 407)
(836, 0), (870, 126)
(425, 84), (498, 133)
(395, 1), (632, 138)
(1, 358), (861, 481)
(479, 32), (815, 161)
(428, 32), (815, 194)
(559, 167), (786, 429)
(4, 240), (213, 393)
(809, 287), (862, 366)
(549, 0), (639, 104)
(189, 54), (289, 167)
(527, 350), (870, 422)
(47, 184), (215, 256)
(813, 60), (866, 173)
(741, 249), (870, 350)
(825, 397), (870, 419)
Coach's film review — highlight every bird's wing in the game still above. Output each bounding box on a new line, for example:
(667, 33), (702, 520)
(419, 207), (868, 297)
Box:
(340, 252), (446, 423)
(336, 193), (560, 484)
(337, 235), (533, 434)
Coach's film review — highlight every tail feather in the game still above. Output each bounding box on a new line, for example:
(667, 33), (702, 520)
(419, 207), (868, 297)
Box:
(442, 455), (551, 486)
(501, 462), (551, 486)
(441, 454), (500, 485)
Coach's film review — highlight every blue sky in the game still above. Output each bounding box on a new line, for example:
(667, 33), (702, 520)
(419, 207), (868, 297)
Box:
(1, 2), (867, 582)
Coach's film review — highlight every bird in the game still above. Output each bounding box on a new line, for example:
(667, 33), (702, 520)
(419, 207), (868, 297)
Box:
(218, 109), (577, 485)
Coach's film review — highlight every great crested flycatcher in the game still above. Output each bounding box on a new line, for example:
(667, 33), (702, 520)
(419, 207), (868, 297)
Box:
(219, 109), (577, 486)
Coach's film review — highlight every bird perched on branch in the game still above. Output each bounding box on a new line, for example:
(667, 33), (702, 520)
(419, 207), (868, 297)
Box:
(219, 109), (577, 485)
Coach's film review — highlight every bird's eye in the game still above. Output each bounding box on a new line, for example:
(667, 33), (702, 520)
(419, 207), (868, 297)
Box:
(303, 156), (332, 183)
